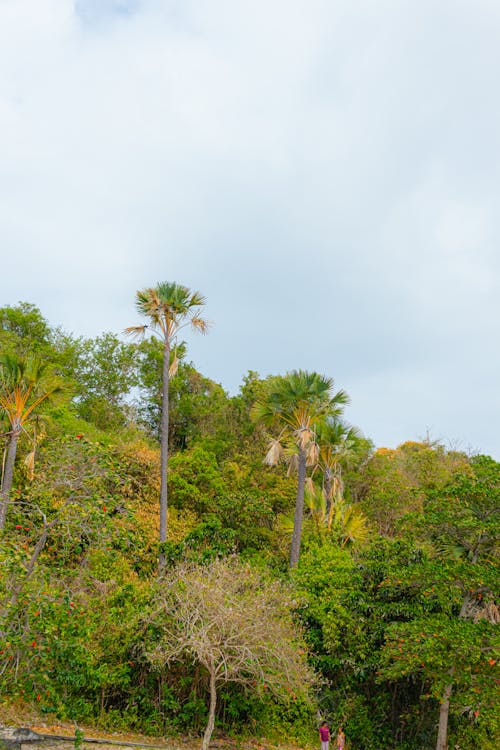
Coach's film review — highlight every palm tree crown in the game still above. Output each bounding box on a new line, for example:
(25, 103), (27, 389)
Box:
(251, 369), (348, 447)
(0, 354), (57, 423)
(125, 282), (208, 343)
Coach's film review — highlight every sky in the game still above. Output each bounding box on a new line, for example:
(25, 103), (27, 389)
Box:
(1, 0), (499, 458)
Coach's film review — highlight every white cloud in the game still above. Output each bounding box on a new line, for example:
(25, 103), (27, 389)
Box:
(1, 0), (499, 456)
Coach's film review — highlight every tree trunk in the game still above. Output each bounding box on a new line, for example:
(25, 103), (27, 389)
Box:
(290, 446), (307, 568)
(0, 430), (20, 531)
(436, 682), (452, 750)
(202, 668), (217, 750)
(435, 597), (469, 750)
(8, 526), (49, 611)
(324, 467), (333, 521)
(1, 510), (63, 620)
(158, 338), (170, 573)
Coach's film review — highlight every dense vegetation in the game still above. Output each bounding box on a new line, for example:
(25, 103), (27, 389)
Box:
(0, 301), (498, 750)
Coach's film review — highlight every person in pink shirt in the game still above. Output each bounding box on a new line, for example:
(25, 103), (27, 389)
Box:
(319, 721), (330, 750)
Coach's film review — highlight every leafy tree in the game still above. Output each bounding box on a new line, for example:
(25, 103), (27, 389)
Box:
(135, 339), (239, 457)
(0, 434), (147, 717)
(0, 354), (64, 530)
(379, 456), (500, 750)
(356, 441), (470, 536)
(293, 539), (441, 750)
(147, 556), (314, 750)
(125, 282), (208, 569)
(251, 370), (349, 567)
(168, 446), (227, 515)
(0, 302), (53, 356)
(69, 333), (138, 429)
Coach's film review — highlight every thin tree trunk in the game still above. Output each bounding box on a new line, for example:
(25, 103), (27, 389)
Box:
(8, 527), (49, 610)
(0, 430), (20, 530)
(202, 668), (217, 750)
(290, 446), (307, 568)
(2, 511), (62, 618)
(158, 338), (170, 573)
(436, 683), (452, 750)
(435, 598), (469, 750)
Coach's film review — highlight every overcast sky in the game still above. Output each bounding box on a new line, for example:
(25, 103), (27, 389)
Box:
(1, 0), (499, 457)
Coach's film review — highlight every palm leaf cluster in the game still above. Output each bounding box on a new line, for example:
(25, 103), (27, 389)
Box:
(125, 282), (208, 342)
(252, 370), (365, 565)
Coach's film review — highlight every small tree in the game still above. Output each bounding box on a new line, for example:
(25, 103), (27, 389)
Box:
(147, 556), (315, 750)
(0, 354), (63, 530)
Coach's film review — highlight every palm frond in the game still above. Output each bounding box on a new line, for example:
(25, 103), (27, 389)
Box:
(191, 315), (210, 334)
(305, 477), (316, 498)
(332, 474), (344, 502)
(286, 453), (299, 476)
(327, 497), (369, 547)
(169, 349), (179, 378)
(264, 439), (284, 466)
(187, 290), (207, 308)
(124, 324), (148, 339)
(306, 441), (319, 467)
(339, 505), (369, 548)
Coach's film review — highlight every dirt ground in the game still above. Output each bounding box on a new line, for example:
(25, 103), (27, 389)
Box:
(0, 700), (309, 750)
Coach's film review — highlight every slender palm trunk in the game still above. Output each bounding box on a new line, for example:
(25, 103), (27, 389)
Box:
(0, 429), (20, 531)
(202, 667), (217, 750)
(290, 446), (307, 568)
(324, 467), (333, 518)
(158, 338), (170, 573)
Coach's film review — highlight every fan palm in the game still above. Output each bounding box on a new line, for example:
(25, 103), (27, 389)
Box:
(125, 282), (208, 569)
(0, 354), (63, 530)
(251, 370), (349, 567)
(303, 485), (369, 548)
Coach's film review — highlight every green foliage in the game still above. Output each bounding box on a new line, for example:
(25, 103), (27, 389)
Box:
(168, 446), (227, 514)
(0, 302), (499, 750)
(68, 333), (138, 430)
(0, 303), (53, 356)
(74, 727), (84, 750)
(356, 441), (470, 536)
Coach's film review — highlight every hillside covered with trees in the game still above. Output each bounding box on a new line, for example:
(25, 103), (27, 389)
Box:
(0, 296), (498, 750)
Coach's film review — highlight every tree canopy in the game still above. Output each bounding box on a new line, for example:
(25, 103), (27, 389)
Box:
(0, 302), (498, 750)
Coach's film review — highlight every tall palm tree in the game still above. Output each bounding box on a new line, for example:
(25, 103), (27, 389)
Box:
(251, 370), (349, 567)
(0, 354), (62, 530)
(125, 282), (208, 570)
